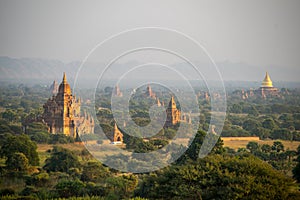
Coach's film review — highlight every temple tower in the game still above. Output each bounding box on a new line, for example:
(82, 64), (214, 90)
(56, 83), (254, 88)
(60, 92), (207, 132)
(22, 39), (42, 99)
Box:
(165, 96), (181, 127)
(42, 73), (94, 137)
(110, 123), (123, 144)
(256, 72), (279, 97)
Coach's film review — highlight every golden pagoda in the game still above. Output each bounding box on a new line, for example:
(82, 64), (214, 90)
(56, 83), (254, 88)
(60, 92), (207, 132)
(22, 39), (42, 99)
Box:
(256, 71), (279, 97)
(261, 72), (273, 88)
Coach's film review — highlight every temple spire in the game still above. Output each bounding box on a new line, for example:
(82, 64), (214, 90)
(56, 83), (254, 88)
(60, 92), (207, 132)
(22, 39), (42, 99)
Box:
(261, 71), (273, 87)
(169, 96), (176, 109)
(63, 72), (67, 84)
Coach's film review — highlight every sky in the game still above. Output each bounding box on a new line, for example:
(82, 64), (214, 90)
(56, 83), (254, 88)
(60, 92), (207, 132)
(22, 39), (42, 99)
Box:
(0, 0), (299, 81)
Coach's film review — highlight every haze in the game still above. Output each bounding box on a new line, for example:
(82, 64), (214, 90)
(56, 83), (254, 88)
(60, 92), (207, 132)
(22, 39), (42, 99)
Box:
(0, 0), (299, 82)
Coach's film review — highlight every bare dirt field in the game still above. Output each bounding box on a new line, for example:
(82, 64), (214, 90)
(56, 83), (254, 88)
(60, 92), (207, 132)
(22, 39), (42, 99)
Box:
(223, 138), (300, 151)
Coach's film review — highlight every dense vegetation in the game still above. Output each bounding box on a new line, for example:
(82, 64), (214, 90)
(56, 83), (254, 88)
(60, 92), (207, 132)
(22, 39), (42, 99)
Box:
(1, 83), (300, 199)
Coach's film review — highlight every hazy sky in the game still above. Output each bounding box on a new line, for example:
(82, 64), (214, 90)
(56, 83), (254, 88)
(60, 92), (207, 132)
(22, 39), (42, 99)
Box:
(0, 0), (299, 75)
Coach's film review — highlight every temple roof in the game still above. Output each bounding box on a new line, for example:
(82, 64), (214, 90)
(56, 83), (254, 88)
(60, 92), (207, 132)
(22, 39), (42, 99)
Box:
(58, 72), (71, 94)
(261, 72), (273, 88)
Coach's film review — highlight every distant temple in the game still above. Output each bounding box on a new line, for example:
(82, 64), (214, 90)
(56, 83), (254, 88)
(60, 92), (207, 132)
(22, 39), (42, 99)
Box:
(146, 85), (156, 99)
(42, 73), (94, 137)
(165, 96), (181, 127)
(256, 72), (279, 98)
(106, 123), (123, 144)
(49, 80), (58, 95)
(114, 85), (123, 97)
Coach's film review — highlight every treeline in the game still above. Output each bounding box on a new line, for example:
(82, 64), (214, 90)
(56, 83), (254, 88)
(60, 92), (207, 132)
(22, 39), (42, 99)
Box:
(1, 131), (300, 199)
(222, 113), (300, 140)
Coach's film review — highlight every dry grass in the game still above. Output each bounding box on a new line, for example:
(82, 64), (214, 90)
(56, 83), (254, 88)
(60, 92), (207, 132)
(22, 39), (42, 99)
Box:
(223, 139), (300, 151)
(37, 143), (86, 152)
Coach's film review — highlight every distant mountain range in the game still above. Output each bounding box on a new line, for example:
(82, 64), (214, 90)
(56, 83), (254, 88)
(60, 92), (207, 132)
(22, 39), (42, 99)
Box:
(0, 56), (299, 88)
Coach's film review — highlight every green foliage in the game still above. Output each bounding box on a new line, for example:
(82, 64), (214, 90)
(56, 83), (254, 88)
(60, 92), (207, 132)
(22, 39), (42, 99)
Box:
(81, 161), (110, 183)
(177, 130), (224, 164)
(245, 141), (298, 172)
(1, 109), (19, 123)
(0, 134), (39, 166)
(246, 141), (259, 153)
(262, 118), (276, 129)
(242, 118), (261, 133)
(124, 134), (157, 153)
(2, 83), (300, 199)
(48, 134), (75, 144)
(137, 155), (300, 199)
(248, 105), (259, 116)
(230, 103), (242, 113)
(271, 128), (293, 141)
(43, 146), (80, 173)
(6, 153), (29, 172)
(272, 141), (285, 152)
(25, 172), (49, 187)
(261, 144), (272, 153)
(106, 174), (138, 199)
(55, 179), (85, 198)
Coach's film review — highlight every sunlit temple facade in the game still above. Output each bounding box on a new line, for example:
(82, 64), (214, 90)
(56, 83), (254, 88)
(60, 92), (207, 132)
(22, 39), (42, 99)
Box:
(42, 73), (94, 137)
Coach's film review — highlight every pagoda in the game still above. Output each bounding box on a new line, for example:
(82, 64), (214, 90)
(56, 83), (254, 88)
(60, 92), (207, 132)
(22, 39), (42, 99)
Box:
(107, 123), (123, 144)
(256, 72), (279, 97)
(165, 96), (181, 127)
(42, 73), (94, 137)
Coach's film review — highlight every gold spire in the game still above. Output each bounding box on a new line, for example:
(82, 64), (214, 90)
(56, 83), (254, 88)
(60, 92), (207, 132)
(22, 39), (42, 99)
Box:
(261, 72), (273, 88)
(58, 72), (71, 94)
(63, 72), (67, 83)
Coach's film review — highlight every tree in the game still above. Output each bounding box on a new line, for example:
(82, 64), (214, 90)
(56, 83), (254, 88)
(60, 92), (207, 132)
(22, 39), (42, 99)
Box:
(81, 161), (110, 183)
(242, 119), (261, 133)
(246, 141), (259, 153)
(261, 144), (272, 153)
(137, 155), (300, 199)
(6, 152), (29, 172)
(0, 134), (39, 166)
(248, 106), (259, 116)
(230, 104), (242, 113)
(177, 130), (224, 164)
(262, 118), (276, 130)
(272, 141), (285, 153)
(106, 175), (138, 199)
(1, 109), (18, 123)
(271, 129), (292, 141)
(43, 146), (80, 173)
(55, 180), (85, 198)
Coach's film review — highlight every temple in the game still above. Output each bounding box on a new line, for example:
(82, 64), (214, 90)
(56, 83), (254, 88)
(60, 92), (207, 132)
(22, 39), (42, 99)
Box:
(42, 73), (94, 137)
(165, 96), (181, 127)
(107, 123), (123, 144)
(114, 85), (123, 97)
(256, 72), (279, 98)
(49, 80), (58, 95)
(146, 85), (156, 99)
